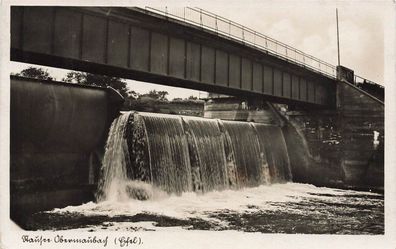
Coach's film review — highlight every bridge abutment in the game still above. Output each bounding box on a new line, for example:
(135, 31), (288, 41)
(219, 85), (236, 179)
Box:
(281, 79), (383, 191)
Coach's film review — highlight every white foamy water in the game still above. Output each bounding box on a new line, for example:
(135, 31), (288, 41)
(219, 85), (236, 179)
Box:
(46, 182), (383, 233)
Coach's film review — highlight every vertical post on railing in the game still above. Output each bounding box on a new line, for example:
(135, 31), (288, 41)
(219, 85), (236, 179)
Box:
(336, 8), (341, 66)
(265, 38), (268, 48)
(165, 6), (168, 17)
(183, 7), (186, 21)
(242, 26), (245, 41)
(200, 9), (203, 27)
(228, 20), (231, 35)
(253, 31), (256, 46)
(215, 15), (218, 32)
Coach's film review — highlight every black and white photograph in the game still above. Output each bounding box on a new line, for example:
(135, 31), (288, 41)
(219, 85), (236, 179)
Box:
(0, 1), (395, 248)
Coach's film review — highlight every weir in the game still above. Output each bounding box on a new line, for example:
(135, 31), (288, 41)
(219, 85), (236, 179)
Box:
(10, 75), (384, 227)
(97, 112), (291, 201)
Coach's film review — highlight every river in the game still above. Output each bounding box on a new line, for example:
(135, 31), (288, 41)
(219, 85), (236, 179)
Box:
(23, 182), (383, 234)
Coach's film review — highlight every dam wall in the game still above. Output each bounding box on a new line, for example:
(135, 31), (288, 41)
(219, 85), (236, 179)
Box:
(10, 76), (124, 222)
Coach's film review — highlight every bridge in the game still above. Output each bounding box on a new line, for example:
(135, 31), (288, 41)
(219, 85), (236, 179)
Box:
(10, 6), (350, 108)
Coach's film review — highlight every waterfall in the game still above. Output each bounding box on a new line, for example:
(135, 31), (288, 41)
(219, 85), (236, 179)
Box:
(138, 113), (192, 194)
(96, 113), (131, 202)
(96, 111), (292, 202)
(254, 124), (292, 182)
(183, 116), (229, 192)
(220, 121), (268, 187)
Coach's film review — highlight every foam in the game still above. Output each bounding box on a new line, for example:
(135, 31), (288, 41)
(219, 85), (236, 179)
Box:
(50, 182), (382, 230)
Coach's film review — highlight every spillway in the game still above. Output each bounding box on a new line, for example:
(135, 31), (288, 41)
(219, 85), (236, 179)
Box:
(97, 111), (292, 201)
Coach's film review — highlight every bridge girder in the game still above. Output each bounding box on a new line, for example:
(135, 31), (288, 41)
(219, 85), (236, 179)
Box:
(11, 6), (336, 108)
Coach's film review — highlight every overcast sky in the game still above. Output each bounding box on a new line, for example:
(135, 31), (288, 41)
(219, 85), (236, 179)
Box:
(210, 1), (387, 84)
(10, 1), (390, 99)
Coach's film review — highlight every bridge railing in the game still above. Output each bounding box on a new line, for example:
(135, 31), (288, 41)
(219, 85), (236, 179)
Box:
(354, 75), (384, 88)
(144, 6), (337, 78)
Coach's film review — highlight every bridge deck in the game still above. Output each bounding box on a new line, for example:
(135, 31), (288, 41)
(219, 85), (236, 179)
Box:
(11, 6), (337, 107)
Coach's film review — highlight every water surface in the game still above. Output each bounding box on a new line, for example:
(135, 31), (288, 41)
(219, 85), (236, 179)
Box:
(24, 182), (383, 234)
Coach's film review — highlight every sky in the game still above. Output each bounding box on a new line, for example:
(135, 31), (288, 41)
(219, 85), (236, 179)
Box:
(9, 1), (391, 99)
(210, 1), (387, 84)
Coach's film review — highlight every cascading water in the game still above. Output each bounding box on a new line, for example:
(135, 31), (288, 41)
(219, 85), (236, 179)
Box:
(183, 116), (229, 192)
(138, 113), (192, 194)
(96, 111), (292, 201)
(96, 113), (131, 202)
(220, 121), (269, 186)
(254, 124), (292, 182)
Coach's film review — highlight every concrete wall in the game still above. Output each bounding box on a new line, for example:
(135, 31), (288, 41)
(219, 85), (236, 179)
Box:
(337, 80), (384, 187)
(204, 80), (384, 191)
(281, 80), (384, 191)
(204, 98), (282, 125)
(10, 77), (124, 224)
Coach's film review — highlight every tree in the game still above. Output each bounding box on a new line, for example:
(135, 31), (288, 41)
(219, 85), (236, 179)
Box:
(140, 90), (169, 101)
(63, 71), (129, 97)
(127, 90), (140, 100)
(13, 67), (55, 81)
(157, 91), (169, 101)
(188, 95), (198, 100)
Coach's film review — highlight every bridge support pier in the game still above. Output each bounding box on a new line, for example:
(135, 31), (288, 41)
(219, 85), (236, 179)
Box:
(280, 79), (384, 191)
